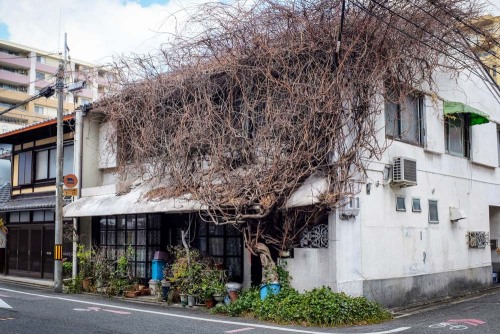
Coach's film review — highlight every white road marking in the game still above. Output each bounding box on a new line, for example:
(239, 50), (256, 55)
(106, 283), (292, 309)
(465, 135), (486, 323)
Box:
(225, 328), (255, 333)
(0, 287), (410, 334)
(0, 298), (12, 309)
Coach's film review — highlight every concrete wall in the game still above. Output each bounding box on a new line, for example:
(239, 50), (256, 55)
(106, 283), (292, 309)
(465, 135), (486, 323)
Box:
(364, 266), (492, 308)
(286, 66), (500, 306)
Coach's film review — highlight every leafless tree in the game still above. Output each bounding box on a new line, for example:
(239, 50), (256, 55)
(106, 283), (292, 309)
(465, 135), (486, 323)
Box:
(95, 0), (487, 265)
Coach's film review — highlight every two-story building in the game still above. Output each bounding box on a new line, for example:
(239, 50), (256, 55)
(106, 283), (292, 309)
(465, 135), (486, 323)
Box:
(61, 57), (500, 308)
(0, 115), (75, 279)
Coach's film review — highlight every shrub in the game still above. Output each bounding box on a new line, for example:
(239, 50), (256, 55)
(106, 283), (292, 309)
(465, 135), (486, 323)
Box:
(213, 286), (391, 327)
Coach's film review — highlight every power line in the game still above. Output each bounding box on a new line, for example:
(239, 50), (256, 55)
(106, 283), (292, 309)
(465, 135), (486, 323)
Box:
(426, 0), (500, 50)
(402, 0), (500, 64)
(367, 0), (500, 75)
(350, 0), (498, 87)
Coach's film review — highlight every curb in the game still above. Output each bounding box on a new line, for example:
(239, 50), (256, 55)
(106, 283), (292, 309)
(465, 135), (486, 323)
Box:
(390, 284), (500, 314)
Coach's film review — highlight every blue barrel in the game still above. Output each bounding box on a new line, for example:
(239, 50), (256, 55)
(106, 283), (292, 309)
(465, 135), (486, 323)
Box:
(259, 283), (281, 300)
(151, 259), (166, 280)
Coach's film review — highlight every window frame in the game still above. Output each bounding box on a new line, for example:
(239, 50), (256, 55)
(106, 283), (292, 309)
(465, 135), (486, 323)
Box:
(428, 200), (439, 224)
(385, 94), (425, 146)
(445, 114), (470, 158)
(412, 197), (422, 212)
(15, 142), (74, 187)
(97, 214), (161, 279)
(396, 196), (406, 212)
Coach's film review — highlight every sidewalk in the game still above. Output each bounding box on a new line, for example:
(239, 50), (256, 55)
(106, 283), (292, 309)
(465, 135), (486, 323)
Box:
(0, 275), (54, 289)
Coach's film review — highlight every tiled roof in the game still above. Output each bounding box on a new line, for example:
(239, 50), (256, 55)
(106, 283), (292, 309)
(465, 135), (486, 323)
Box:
(0, 183), (10, 203)
(0, 113), (75, 138)
(0, 195), (56, 211)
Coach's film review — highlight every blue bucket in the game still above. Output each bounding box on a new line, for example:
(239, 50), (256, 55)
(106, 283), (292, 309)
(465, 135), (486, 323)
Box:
(151, 260), (166, 281)
(259, 283), (281, 300)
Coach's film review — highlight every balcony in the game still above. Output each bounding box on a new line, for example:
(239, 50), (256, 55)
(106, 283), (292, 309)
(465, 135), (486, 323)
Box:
(0, 51), (30, 69)
(0, 70), (30, 86)
(0, 89), (29, 103)
(74, 88), (93, 99)
(35, 62), (58, 75)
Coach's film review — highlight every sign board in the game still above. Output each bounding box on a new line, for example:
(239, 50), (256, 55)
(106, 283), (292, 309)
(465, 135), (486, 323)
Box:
(64, 174), (78, 188)
(63, 188), (78, 197)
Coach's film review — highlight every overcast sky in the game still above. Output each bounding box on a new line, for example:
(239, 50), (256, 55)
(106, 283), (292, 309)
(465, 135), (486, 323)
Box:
(0, 0), (212, 64)
(0, 0), (499, 65)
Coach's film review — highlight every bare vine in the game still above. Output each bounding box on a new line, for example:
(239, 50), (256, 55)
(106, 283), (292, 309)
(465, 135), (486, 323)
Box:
(95, 0), (485, 252)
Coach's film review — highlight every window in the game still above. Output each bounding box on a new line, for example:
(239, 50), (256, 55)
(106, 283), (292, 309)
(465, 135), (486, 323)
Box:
(198, 222), (243, 282)
(36, 55), (46, 64)
(34, 105), (44, 115)
(34, 144), (73, 181)
(445, 114), (470, 158)
(385, 95), (424, 145)
(35, 72), (45, 80)
(412, 198), (421, 212)
(17, 151), (32, 185)
(396, 196), (406, 212)
(429, 200), (439, 223)
(97, 214), (161, 279)
(35, 148), (56, 180)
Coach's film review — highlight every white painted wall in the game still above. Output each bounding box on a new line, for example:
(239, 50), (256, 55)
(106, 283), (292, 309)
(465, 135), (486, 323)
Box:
(288, 66), (500, 298)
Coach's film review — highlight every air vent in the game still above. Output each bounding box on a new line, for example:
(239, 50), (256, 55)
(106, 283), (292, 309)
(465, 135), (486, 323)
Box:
(392, 157), (417, 187)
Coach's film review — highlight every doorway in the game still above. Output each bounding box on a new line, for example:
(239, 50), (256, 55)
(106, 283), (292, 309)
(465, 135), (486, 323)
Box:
(8, 225), (54, 278)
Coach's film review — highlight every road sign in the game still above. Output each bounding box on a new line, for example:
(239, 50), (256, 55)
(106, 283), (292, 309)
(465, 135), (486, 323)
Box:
(63, 188), (78, 197)
(63, 174), (78, 188)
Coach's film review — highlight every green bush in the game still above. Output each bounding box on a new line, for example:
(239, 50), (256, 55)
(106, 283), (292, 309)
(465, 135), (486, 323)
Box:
(213, 286), (391, 327)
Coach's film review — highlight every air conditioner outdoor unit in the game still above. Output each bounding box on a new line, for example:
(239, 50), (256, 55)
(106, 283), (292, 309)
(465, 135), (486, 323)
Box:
(392, 157), (417, 187)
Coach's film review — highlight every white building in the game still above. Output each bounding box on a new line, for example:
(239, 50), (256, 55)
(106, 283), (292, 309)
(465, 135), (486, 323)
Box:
(285, 65), (500, 307)
(63, 62), (500, 307)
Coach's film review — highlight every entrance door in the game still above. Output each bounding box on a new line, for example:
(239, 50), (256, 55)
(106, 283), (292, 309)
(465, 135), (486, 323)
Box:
(8, 227), (49, 278)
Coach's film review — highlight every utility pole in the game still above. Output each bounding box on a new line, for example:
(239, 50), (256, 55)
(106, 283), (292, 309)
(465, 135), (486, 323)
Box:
(54, 33), (67, 293)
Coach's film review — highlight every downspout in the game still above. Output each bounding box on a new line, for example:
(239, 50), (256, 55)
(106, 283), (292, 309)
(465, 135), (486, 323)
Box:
(72, 108), (84, 279)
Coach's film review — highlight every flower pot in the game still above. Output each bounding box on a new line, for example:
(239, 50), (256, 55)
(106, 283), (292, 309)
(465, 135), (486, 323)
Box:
(82, 278), (91, 291)
(205, 298), (215, 309)
(187, 295), (196, 307)
(124, 290), (140, 298)
(260, 282), (281, 300)
(213, 294), (224, 306)
(161, 285), (170, 301)
(180, 293), (188, 307)
(228, 290), (238, 302)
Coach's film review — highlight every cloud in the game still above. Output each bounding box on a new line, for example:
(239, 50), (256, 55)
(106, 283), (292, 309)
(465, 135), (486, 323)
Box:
(0, 0), (210, 64)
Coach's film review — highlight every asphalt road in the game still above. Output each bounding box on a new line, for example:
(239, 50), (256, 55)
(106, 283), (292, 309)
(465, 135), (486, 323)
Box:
(0, 282), (499, 334)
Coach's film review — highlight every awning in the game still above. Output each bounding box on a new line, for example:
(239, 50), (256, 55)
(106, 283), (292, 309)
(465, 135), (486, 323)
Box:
(284, 175), (329, 208)
(443, 101), (490, 126)
(63, 181), (204, 218)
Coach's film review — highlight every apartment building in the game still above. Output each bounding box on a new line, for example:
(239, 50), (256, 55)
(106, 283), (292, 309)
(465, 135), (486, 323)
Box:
(473, 15), (500, 86)
(0, 39), (112, 133)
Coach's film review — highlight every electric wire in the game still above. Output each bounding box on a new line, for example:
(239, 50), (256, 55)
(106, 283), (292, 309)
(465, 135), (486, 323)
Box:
(403, 0), (500, 64)
(350, 0), (499, 92)
(366, 0), (500, 75)
(426, 0), (500, 50)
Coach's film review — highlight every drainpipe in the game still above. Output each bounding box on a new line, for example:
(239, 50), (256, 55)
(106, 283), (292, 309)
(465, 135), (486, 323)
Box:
(72, 108), (84, 279)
